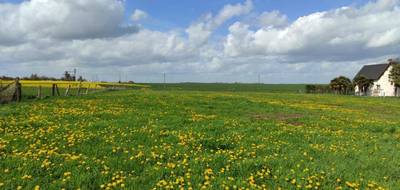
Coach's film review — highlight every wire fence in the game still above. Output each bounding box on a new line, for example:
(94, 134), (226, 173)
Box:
(0, 79), (147, 104)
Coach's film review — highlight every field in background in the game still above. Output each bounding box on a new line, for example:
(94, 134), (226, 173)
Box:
(0, 80), (149, 101)
(20, 87), (86, 100)
(141, 83), (307, 93)
(2, 82), (308, 103)
(0, 89), (399, 189)
(18, 80), (147, 89)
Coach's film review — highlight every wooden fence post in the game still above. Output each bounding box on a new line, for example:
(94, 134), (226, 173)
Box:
(65, 85), (71, 96)
(55, 84), (60, 96)
(37, 86), (42, 99)
(52, 84), (56, 96)
(15, 79), (21, 102)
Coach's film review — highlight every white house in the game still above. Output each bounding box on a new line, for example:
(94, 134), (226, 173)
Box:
(354, 59), (399, 96)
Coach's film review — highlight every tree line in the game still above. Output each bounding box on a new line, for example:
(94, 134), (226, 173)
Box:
(0, 71), (86, 82)
(305, 76), (374, 95)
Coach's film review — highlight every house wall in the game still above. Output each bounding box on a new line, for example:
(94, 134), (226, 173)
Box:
(355, 85), (360, 95)
(370, 65), (396, 96)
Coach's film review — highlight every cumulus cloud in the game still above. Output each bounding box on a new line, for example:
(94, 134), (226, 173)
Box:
(131, 9), (148, 21)
(0, 0), (137, 44)
(366, 28), (400, 48)
(224, 0), (400, 62)
(257, 11), (288, 28)
(186, 0), (253, 46)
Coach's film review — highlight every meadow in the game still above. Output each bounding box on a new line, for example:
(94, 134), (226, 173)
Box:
(0, 80), (148, 101)
(0, 86), (399, 189)
(140, 83), (306, 93)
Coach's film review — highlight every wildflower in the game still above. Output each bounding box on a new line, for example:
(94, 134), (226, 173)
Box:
(64, 172), (72, 177)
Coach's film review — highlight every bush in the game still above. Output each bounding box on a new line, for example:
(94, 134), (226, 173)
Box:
(305, 84), (332, 94)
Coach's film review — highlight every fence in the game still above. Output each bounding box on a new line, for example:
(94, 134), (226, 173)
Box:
(0, 80), (147, 104)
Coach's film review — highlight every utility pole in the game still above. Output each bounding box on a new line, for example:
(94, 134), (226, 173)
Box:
(163, 73), (166, 89)
(258, 74), (261, 84)
(73, 68), (77, 81)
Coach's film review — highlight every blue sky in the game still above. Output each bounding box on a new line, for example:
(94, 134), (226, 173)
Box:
(0, 0), (399, 83)
(123, 0), (368, 31)
(126, 0), (367, 21)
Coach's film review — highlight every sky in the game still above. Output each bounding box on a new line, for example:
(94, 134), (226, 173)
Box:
(0, 0), (399, 83)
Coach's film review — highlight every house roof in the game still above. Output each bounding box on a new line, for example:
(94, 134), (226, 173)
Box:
(354, 63), (390, 80)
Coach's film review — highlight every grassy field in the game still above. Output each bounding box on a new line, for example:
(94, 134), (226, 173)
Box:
(20, 87), (102, 101)
(14, 83), (304, 101)
(0, 88), (399, 189)
(141, 83), (306, 93)
(1, 80), (148, 102)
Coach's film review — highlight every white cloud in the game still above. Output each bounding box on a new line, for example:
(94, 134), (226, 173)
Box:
(186, 0), (253, 46)
(367, 28), (400, 48)
(0, 0), (135, 44)
(213, 0), (253, 26)
(257, 11), (288, 28)
(224, 0), (400, 62)
(131, 9), (148, 21)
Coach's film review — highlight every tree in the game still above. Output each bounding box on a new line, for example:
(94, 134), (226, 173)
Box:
(77, 76), (86, 82)
(62, 71), (73, 81)
(29, 74), (39, 80)
(330, 76), (352, 94)
(389, 63), (400, 96)
(353, 75), (374, 96)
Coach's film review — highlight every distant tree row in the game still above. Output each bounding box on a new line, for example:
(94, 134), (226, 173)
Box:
(305, 84), (332, 94)
(61, 71), (85, 81)
(0, 76), (15, 80)
(0, 72), (86, 82)
(23, 74), (58, 81)
(0, 74), (57, 81)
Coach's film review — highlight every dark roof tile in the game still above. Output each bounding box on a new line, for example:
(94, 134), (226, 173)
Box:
(354, 63), (390, 80)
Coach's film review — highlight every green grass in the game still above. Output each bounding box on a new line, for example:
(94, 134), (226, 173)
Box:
(0, 89), (399, 189)
(141, 83), (306, 93)
(20, 87), (103, 101)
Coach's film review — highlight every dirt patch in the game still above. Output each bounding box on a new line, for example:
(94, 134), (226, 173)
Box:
(286, 121), (304, 126)
(251, 113), (304, 126)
